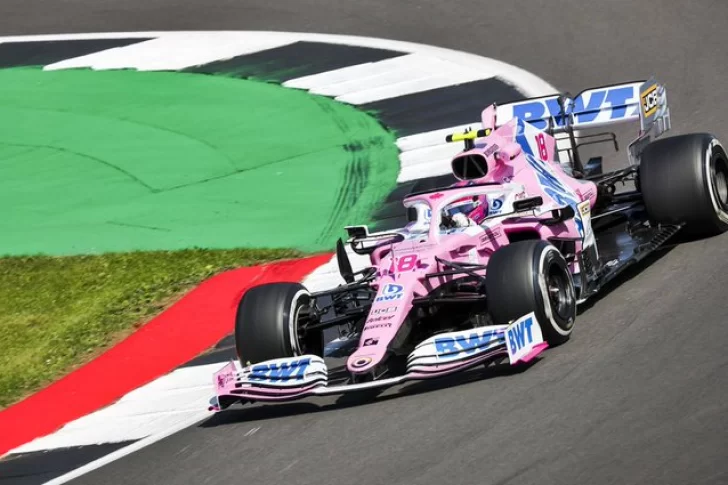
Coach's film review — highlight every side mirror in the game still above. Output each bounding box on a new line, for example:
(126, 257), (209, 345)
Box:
(541, 205), (576, 226)
(345, 225), (369, 239)
(513, 196), (543, 212)
(336, 238), (354, 284)
(583, 157), (603, 178)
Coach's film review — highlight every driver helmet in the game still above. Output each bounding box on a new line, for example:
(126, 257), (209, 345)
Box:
(441, 195), (488, 228)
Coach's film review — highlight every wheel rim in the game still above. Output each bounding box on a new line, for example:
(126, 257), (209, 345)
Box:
(711, 157), (728, 211)
(546, 262), (573, 322)
(294, 303), (311, 355)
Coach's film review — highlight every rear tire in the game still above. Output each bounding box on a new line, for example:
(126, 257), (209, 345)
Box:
(639, 133), (728, 236)
(486, 240), (576, 346)
(235, 282), (323, 366)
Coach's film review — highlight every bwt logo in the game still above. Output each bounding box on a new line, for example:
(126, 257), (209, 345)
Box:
(248, 357), (311, 382)
(512, 85), (638, 130)
(434, 329), (499, 358)
(489, 197), (504, 214)
(375, 284), (404, 302)
(507, 317), (536, 353)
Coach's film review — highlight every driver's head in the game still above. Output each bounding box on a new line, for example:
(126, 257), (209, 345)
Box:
(441, 195), (488, 228)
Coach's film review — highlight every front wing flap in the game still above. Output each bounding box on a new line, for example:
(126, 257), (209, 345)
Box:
(210, 313), (546, 411)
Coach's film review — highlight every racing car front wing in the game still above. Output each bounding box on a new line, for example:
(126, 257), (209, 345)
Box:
(209, 313), (547, 411)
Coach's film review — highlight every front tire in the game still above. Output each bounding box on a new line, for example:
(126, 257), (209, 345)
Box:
(639, 133), (728, 236)
(235, 282), (323, 366)
(486, 240), (577, 346)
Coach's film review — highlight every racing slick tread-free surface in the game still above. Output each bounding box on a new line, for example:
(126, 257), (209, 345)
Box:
(235, 282), (312, 364)
(639, 133), (728, 235)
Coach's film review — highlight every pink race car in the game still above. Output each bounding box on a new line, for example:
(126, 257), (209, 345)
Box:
(210, 77), (728, 410)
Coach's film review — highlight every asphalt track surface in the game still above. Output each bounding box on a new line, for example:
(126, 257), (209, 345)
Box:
(4, 1), (728, 484)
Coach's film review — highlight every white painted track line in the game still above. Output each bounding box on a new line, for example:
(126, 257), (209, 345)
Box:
(41, 411), (211, 485)
(44, 33), (295, 71)
(10, 363), (221, 453)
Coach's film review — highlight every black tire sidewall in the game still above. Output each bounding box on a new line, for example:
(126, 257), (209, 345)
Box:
(234, 282), (312, 365)
(532, 244), (577, 340)
(639, 133), (728, 235)
(486, 240), (576, 346)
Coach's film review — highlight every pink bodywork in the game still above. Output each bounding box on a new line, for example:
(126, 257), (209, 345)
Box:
(345, 105), (597, 374)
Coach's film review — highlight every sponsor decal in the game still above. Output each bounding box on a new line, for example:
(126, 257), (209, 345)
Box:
(248, 357), (311, 382)
(509, 83), (639, 130)
(489, 197), (504, 215)
(363, 337), (379, 347)
(504, 313), (545, 364)
(371, 307), (397, 315)
(515, 191), (527, 200)
(484, 144), (499, 157)
(579, 201), (591, 216)
(364, 321), (394, 331)
(479, 226), (503, 242)
(216, 373), (233, 388)
(434, 329), (500, 359)
(431, 193), (445, 200)
(375, 283), (404, 302)
(365, 315), (395, 324)
(641, 83), (659, 117)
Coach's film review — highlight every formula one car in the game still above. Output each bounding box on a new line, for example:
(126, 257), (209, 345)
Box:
(210, 77), (728, 410)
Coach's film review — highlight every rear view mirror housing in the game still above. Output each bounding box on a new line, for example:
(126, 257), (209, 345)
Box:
(513, 196), (543, 212)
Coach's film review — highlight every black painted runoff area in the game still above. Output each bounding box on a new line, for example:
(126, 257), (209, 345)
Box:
(0, 442), (134, 485)
(359, 78), (525, 137)
(184, 41), (406, 82)
(0, 38), (153, 68)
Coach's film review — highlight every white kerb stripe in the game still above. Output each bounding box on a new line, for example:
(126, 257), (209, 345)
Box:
(8, 363), (222, 453)
(44, 32), (295, 71)
(40, 411), (211, 485)
(287, 54), (497, 102)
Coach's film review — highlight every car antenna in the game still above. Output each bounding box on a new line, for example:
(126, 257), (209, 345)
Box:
(463, 127), (475, 150)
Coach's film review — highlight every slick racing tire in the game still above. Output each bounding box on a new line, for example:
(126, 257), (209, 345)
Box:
(639, 133), (728, 236)
(486, 240), (576, 346)
(235, 282), (323, 366)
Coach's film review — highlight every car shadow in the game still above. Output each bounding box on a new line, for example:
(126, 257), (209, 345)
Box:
(576, 244), (675, 315)
(199, 358), (542, 428)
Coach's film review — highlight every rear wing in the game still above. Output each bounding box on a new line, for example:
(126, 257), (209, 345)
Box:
(496, 77), (671, 137)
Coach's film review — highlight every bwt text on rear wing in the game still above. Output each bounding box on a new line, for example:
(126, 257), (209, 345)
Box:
(496, 77), (671, 166)
(496, 77), (671, 135)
